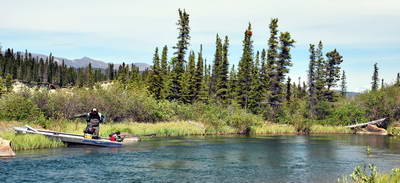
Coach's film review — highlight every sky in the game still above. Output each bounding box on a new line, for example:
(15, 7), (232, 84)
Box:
(0, 0), (399, 92)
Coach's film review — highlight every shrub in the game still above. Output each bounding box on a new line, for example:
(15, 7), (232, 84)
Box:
(326, 103), (368, 126)
(0, 93), (42, 121)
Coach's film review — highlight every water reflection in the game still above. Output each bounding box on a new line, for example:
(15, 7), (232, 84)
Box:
(1, 135), (400, 183)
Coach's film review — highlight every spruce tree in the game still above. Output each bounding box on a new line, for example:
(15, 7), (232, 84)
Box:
(228, 65), (237, 102)
(149, 47), (163, 99)
(371, 63), (379, 91)
(108, 63), (115, 80)
(160, 45), (170, 100)
(237, 23), (254, 109)
(286, 77), (292, 102)
(248, 51), (263, 113)
(396, 73), (400, 87)
(259, 49), (269, 103)
(381, 79), (385, 89)
(171, 9), (190, 101)
(308, 44), (317, 113)
(194, 45), (204, 101)
(267, 19), (279, 106)
(324, 49), (343, 101)
(270, 31), (294, 109)
(216, 36), (230, 104)
(340, 70), (347, 97)
(185, 51), (197, 103)
(211, 34), (223, 96)
(315, 41), (326, 101)
(87, 63), (94, 88)
(5, 73), (13, 92)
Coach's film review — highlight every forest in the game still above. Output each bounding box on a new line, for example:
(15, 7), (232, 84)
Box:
(0, 9), (400, 135)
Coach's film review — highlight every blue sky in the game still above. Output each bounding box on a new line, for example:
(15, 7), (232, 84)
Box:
(0, 0), (399, 92)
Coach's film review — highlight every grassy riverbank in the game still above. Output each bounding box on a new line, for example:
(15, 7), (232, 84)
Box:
(1, 120), (354, 151)
(339, 164), (400, 183)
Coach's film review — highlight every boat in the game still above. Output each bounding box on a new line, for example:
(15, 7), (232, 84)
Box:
(12, 126), (140, 147)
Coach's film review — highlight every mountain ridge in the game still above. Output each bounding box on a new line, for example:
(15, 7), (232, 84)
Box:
(7, 50), (151, 71)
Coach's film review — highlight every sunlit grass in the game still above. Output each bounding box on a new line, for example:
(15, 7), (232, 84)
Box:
(249, 123), (296, 134)
(311, 125), (353, 134)
(339, 165), (400, 183)
(0, 132), (65, 151)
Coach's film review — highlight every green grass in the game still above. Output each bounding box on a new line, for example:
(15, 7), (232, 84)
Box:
(310, 125), (353, 134)
(339, 165), (400, 183)
(249, 123), (296, 134)
(0, 132), (65, 151)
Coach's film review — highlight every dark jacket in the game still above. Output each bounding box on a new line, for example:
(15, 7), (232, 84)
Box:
(74, 112), (105, 127)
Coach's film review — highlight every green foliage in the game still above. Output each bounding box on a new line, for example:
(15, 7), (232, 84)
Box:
(5, 74), (13, 92)
(339, 164), (400, 183)
(0, 93), (42, 121)
(0, 77), (6, 96)
(326, 103), (367, 125)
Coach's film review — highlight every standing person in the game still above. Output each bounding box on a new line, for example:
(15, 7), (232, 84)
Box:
(73, 108), (105, 139)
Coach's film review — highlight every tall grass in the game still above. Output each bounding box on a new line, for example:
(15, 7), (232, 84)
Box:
(311, 125), (353, 134)
(0, 132), (65, 151)
(249, 123), (296, 134)
(339, 164), (400, 183)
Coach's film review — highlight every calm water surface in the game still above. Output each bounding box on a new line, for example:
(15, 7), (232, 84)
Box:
(1, 135), (400, 183)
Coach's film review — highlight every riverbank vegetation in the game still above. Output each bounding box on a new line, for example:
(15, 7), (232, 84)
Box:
(0, 9), (400, 150)
(340, 164), (400, 183)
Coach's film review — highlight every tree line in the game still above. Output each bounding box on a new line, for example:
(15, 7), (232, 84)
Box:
(2, 9), (398, 123)
(0, 48), (149, 89)
(147, 9), (348, 121)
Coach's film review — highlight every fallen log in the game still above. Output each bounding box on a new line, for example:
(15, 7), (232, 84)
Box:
(345, 118), (386, 128)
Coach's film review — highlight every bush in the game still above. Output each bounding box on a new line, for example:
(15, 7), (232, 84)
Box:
(0, 93), (42, 121)
(326, 103), (368, 125)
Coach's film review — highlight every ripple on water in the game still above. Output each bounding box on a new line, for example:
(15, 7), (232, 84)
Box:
(1, 135), (400, 183)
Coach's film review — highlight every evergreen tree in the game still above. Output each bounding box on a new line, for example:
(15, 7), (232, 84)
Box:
(259, 49), (269, 104)
(267, 19), (279, 108)
(215, 36), (230, 104)
(171, 9), (190, 101)
(324, 49), (343, 101)
(160, 45), (170, 99)
(286, 77), (292, 102)
(248, 51), (263, 113)
(87, 63), (94, 88)
(381, 79), (385, 89)
(340, 70), (347, 97)
(270, 31), (294, 110)
(149, 47), (163, 99)
(315, 41), (326, 100)
(228, 65), (237, 102)
(237, 23), (254, 109)
(108, 63), (115, 80)
(193, 45), (204, 101)
(371, 63), (379, 91)
(183, 51), (196, 103)
(396, 73), (400, 87)
(211, 34), (223, 96)
(307, 44), (317, 115)
(5, 74), (13, 92)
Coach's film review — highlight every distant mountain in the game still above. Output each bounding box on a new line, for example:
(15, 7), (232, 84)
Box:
(345, 91), (360, 97)
(13, 51), (151, 71)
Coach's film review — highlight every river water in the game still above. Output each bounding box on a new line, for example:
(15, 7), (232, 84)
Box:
(1, 135), (400, 183)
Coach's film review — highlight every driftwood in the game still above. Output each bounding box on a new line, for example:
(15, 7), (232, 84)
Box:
(345, 118), (386, 128)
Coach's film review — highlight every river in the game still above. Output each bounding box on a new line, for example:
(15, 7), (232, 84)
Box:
(1, 135), (400, 183)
